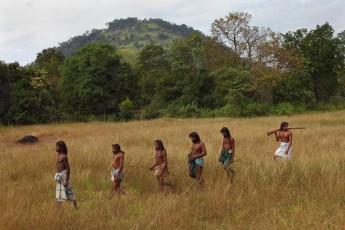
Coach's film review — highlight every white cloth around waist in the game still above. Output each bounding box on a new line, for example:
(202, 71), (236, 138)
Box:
(274, 142), (292, 158)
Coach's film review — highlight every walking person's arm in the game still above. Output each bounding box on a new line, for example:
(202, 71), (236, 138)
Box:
(230, 138), (235, 163)
(160, 151), (168, 177)
(116, 154), (124, 179)
(285, 132), (292, 155)
(63, 156), (70, 186)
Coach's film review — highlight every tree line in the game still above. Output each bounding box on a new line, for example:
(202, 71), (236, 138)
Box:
(1, 12), (344, 125)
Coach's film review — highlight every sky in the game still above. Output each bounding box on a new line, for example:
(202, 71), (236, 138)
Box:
(0, 0), (344, 65)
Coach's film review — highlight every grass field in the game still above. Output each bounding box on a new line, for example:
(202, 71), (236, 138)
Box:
(1, 110), (345, 229)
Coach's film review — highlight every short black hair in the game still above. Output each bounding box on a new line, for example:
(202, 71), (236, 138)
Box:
(56, 141), (68, 155)
(280, 122), (289, 130)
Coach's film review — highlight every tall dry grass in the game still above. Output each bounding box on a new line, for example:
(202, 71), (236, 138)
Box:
(1, 111), (345, 229)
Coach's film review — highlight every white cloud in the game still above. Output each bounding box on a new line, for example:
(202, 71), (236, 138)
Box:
(0, 0), (344, 65)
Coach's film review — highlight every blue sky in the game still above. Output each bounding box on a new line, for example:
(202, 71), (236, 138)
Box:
(0, 0), (344, 65)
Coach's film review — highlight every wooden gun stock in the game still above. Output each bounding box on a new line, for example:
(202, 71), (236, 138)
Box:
(266, 128), (280, 136)
(267, 127), (305, 136)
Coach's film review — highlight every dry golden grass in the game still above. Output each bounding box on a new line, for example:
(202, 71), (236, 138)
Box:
(1, 111), (345, 229)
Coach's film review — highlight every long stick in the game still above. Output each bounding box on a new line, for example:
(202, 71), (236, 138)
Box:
(267, 127), (305, 136)
(53, 154), (58, 175)
(108, 158), (116, 171)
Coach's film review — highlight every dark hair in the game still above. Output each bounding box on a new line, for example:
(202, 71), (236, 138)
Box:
(220, 127), (231, 138)
(56, 141), (68, 155)
(280, 122), (289, 130)
(112, 144), (121, 152)
(112, 144), (125, 154)
(154, 140), (165, 151)
(189, 132), (201, 142)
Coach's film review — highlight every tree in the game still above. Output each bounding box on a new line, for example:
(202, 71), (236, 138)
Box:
(35, 48), (65, 111)
(203, 36), (239, 71)
(283, 23), (345, 101)
(119, 98), (134, 120)
(211, 12), (251, 64)
(7, 66), (53, 124)
(59, 43), (138, 116)
(242, 26), (272, 68)
(180, 70), (218, 109)
(138, 45), (170, 70)
(211, 11), (272, 69)
(170, 32), (205, 76)
(137, 45), (171, 106)
(35, 48), (65, 78)
(272, 58), (316, 104)
(247, 32), (304, 103)
(0, 61), (22, 123)
(212, 67), (258, 106)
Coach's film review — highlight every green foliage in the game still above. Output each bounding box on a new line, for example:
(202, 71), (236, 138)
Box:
(34, 48), (65, 117)
(180, 71), (218, 109)
(7, 66), (53, 124)
(57, 18), (196, 60)
(59, 43), (138, 116)
(212, 67), (258, 107)
(138, 45), (170, 70)
(283, 23), (345, 101)
(139, 103), (161, 120)
(0, 61), (22, 123)
(270, 102), (295, 116)
(137, 45), (171, 106)
(2, 16), (345, 125)
(272, 59), (316, 104)
(161, 103), (202, 118)
(170, 32), (205, 76)
(119, 98), (134, 120)
(35, 48), (65, 78)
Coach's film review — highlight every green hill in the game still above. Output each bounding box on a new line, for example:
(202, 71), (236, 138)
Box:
(57, 17), (198, 58)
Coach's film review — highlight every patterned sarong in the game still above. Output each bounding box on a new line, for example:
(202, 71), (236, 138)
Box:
(55, 169), (77, 202)
(188, 157), (204, 178)
(154, 163), (169, 178)
(219, 150), (233, 166)
(274, 142), (292, 159)
(111, 167), (124, 181)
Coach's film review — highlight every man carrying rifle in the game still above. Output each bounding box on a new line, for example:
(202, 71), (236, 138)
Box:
(272, 122), (292, 160)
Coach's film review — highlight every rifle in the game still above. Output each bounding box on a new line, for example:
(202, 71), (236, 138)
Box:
(267, 127), (305, 136)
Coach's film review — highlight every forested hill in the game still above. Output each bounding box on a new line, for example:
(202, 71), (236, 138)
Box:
(57, 17), (197, 57)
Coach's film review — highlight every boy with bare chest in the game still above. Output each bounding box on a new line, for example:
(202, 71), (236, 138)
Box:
(149, 140), (173, 192)
(188, 132), (207, 188)
(219, 127), (235, 178)
(54, 141), (77, 208)
(109, 144), (125, 195)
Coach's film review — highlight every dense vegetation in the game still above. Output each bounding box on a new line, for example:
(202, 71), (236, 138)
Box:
(57, 17), (196, 60)
(1, 13), (344, 125)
